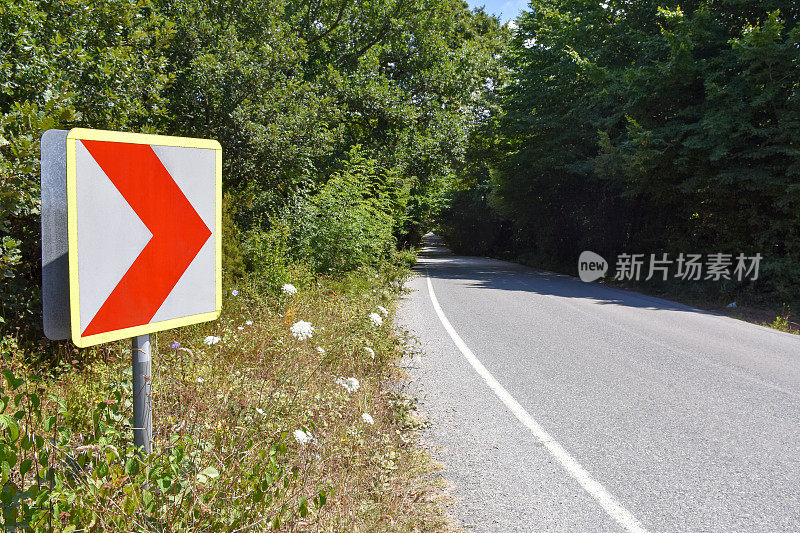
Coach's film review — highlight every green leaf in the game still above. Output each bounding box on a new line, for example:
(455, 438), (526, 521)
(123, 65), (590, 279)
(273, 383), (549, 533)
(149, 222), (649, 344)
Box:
(298, 496), (308, 518)
(20, 459), (31, 477)
(43, 415), (56, 432)
(196, 465), (219, 484)
(124, 458), (137, 475)
(122, 496), (137, 516)
(30, 393), (40, 410)
(1, 370), (16, 390)
(96, 460), (109, 478)
(6, 421), (19, 443)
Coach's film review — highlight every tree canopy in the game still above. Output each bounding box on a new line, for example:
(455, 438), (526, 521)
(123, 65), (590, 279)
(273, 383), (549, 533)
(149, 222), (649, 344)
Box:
(443, 0), (800, 304)
(0, 0), (508, 343)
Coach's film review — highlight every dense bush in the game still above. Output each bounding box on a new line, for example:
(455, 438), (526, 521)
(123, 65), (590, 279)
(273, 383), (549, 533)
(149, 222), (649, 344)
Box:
(0, 0), (508, 346)
(444, 0), (800, 306)
(0, 252), (437, 530)
(288, 148), (407, 273)
(0, 0), (173, 343)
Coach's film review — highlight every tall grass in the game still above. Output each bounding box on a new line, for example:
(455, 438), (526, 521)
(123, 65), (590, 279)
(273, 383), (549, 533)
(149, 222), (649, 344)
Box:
(0, 257), (450, 531)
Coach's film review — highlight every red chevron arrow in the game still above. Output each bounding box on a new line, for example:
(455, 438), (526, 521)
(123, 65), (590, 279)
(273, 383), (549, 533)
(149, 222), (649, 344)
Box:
(80, 140), (211, 337)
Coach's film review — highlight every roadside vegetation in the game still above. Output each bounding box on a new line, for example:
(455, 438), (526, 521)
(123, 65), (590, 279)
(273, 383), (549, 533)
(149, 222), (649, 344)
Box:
(0, 0), (509, 346)
(0, 247), (453, 530)
(439, 0), (800, 315)
(0, 0), (509, 529)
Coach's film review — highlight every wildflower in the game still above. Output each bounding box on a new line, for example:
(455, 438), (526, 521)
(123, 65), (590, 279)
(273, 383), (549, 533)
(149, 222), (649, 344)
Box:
(203, 335), (221, 345)
(255, 407), (266, 416)
(369, 313), (383, 327)
(317, 347), (326, 355)
(231, 289), (239, 296)
(282, 283), (298, 295)
(237, 326), (244, 331)
(171, 341), (180, 349)
(362, 413), (374, 425)
(290, 321), (315, 340)
(377, 306), (388, 316)
(196, 377), (204, 384)
(335, 376), (360, 393)
(245, 320), (253, 326)
(364, 347), (375, 359)
(293, 429), (313, 444)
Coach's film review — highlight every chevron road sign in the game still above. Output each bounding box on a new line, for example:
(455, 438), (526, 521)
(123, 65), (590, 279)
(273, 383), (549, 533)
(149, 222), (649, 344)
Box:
(41, 128), (222, 348)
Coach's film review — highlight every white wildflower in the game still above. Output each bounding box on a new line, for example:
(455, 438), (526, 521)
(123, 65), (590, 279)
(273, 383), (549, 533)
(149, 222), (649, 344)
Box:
(246, 320), (253, 326)
(335, 376), (360, 393)
(293, 429), (313, 444)
(290, 321), (315, 340)
(255, 407), (266, 416)
(203, 335), (221, 345)
(196, 377), (204, 383)
(361, 413), (374, 425)
(364, 347), (375, 359)
(282, 283), (298, 295)
(369, 313), (383, 327)
(317, 347), (326, 355)
(376, 306), (388, 316)
(237, 326), (244, 331)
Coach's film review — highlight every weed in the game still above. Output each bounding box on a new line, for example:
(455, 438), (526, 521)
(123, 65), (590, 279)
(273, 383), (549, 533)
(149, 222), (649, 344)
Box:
(0, 260), (449, 531)
(765, 306), (798, 334)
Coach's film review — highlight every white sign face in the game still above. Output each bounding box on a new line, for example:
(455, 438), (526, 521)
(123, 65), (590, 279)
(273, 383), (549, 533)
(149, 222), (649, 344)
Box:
(64, 128), (222, 347)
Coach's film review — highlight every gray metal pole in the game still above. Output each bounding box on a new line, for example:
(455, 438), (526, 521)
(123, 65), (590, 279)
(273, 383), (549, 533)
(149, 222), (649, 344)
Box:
(132, 334), (152, 454)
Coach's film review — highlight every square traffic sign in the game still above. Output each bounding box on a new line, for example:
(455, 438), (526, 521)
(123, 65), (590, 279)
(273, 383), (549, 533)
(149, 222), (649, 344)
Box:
(57, 128), (222, 347)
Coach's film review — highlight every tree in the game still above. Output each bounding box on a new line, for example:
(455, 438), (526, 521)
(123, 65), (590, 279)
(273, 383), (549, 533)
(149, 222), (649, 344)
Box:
(471, 0), (800, 302)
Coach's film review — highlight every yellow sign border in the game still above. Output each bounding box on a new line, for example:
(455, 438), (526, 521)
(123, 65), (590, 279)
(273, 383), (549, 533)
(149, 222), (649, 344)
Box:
(66, 128), (222, 348)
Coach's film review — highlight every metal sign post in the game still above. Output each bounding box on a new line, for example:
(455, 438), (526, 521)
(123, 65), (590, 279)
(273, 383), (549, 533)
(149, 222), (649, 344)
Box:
(132, 334), (153, 453)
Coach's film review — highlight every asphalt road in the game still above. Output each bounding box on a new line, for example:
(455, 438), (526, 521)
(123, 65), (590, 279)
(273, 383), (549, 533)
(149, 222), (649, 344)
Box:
(397, 235), (800, 532)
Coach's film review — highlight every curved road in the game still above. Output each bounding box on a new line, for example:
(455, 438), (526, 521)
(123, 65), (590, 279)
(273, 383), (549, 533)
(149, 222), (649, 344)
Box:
(398, 235), (800, 532)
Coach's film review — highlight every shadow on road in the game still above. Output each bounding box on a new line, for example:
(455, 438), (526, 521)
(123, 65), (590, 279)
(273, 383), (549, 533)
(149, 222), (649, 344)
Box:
(416, 233), (716, 315)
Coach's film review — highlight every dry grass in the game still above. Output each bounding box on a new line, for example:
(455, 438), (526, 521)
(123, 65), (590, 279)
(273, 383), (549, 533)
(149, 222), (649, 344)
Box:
(3, 264), (452, 531)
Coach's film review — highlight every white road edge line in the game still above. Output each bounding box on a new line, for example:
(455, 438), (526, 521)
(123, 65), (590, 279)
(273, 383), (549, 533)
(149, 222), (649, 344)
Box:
(425, 275), (650, 533)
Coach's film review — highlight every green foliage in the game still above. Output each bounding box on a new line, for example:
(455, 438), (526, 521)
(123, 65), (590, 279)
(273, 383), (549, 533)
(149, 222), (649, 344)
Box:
(242, 220), (293, 292)
(0, 0), (174, 342)
(2, 0), (507, 346)
(221, 196), (246, 281)
(439, 182), (512, 256)
(764, 305), (798, 334)
(0, 364), (319, 531)
(244, 147), (410, 280)
(447, 0), (800, 305)
(287, 147), (403, 273)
